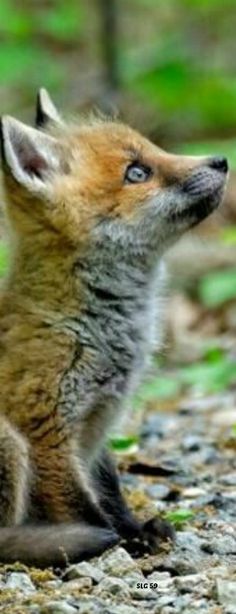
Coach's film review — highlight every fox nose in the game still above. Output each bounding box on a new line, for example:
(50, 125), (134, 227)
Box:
(207, 156), (228, 173)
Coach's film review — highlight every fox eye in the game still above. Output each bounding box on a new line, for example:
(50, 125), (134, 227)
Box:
(125, 163), (151, 184)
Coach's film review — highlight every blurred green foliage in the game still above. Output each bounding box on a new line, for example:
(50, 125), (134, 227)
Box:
(110, 436), (139, 452)
(0, 242), (9, 276)
(133, 345), (236, 405)
(164, 509), (195, 528)
(0, 0), (236, 156)
(0, 0), (83, 97)
(198, 268), (236, 306)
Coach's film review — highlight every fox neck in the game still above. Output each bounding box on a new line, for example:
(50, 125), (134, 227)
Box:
(5, 228), (162, 315)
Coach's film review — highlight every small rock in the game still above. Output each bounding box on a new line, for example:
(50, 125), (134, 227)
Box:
(63, 561), (105, 584)
(182, 435), (202, 451)
(214, 409), (236, 426)
(45, 580), (62, 589)
(98, 546), (137, 576)
(175, 573), (210, 595)
(78, 600), (137, 614)
(147, 571), (172, 583)
(123, 571), (145, 587)
(153, 500), (167, 512)
(141, 413), (174, 438)
(153, 594), (177, 607)
(5, 572), (36, 594)
(62, 577), (92, 591)
(145, 483), (171, 500)
(208, 566), (233, 578)
(40, 602), (77, 614)
(130, 583), (157, 601)
(147, 571), (174, 593)
(94, 575), (130, 598)
(219, 473), (236, 486)
(201, 535), (236, 555)
(176, 530), (203, 550)
(216, 579), (236, 609)
(182, 487), (207, 498)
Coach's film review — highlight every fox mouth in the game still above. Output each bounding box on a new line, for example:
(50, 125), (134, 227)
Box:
(171, 167), (227, 225)
(171, 190), (223, 224)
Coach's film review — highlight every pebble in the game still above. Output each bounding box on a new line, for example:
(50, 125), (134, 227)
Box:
(182, 487), (207, 498)
(78, 602), (138, 614)
(5, 572), (36, 594)
(147, 571), (173, 586)
(145, 483), (171, 499)
(94, 575), (130, 598)
(201, 535), (236, 555)
(175, 573), (211, 595)
(216, 579), (236, 609)
(141, 413), (173, 438)
(123, 571), (146, 588)
(63, 562), (105, 584)
(153, 593), (177, 607)
(97, 547), (137, 576)
(40, 602), (77, 614)
(213, 409), (236, 426)
(219, 473), (236, 486)
(182, 435), (202, 451)
(61, 577), (93, 591)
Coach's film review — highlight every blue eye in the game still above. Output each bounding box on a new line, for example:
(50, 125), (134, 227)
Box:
(125, 163), (151, 184)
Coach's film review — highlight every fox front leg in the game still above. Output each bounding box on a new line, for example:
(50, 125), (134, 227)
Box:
(92, 449), (175, 556)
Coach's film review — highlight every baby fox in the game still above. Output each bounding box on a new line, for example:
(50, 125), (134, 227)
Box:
(0, 90), (228, 567)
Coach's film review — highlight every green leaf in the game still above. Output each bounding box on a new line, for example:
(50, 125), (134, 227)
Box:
(198, 268), (236, 307)
(110, 436), (139, 451)
(164, 509), (195, 528)
(203, 346), (224, 364)
(0, 242), (9, 276)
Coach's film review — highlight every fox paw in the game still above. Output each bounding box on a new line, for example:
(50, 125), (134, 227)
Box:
(122, 516), (175, 557)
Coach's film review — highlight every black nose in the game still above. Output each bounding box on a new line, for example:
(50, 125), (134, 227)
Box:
(207, 156), (228, 173)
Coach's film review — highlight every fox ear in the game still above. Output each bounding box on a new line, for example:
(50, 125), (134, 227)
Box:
(0, 115), (60, 196)
(36, 88), (63, 128)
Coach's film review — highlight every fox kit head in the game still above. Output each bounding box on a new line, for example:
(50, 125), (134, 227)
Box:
(0, 89), (228, 265)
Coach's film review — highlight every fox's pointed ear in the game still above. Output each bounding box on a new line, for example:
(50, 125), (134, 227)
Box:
(36, 88), (62, 128)
(0, 116), (60, 195)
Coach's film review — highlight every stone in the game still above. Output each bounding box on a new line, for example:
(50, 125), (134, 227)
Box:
(130, 582), (157, 601)
(219, 473), (236, 486)
(175, 573), (210, 595)
(182, 487), (207, 498)
(94, 576), (130, 598)
(40, 602), (77, 614)
(62, 577), (93, 591)
(63, 562), (105, 584)
(97, 547), (137, 576)
(145, 483), (171, 500)
(182, 435), (202, 451)
(216, 579), (236, 609)
(5, 572), (36, 594)
(201, 535), (236, 555)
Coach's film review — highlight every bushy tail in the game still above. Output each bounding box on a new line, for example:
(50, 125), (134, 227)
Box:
(0, 524), (119, 568)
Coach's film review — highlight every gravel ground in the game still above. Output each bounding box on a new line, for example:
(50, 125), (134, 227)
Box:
(0, 385), (235, 614)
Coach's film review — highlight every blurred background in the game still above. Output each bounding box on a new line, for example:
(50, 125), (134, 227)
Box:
(0, 0), (236, 416)
(1, 0), (236, 147)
